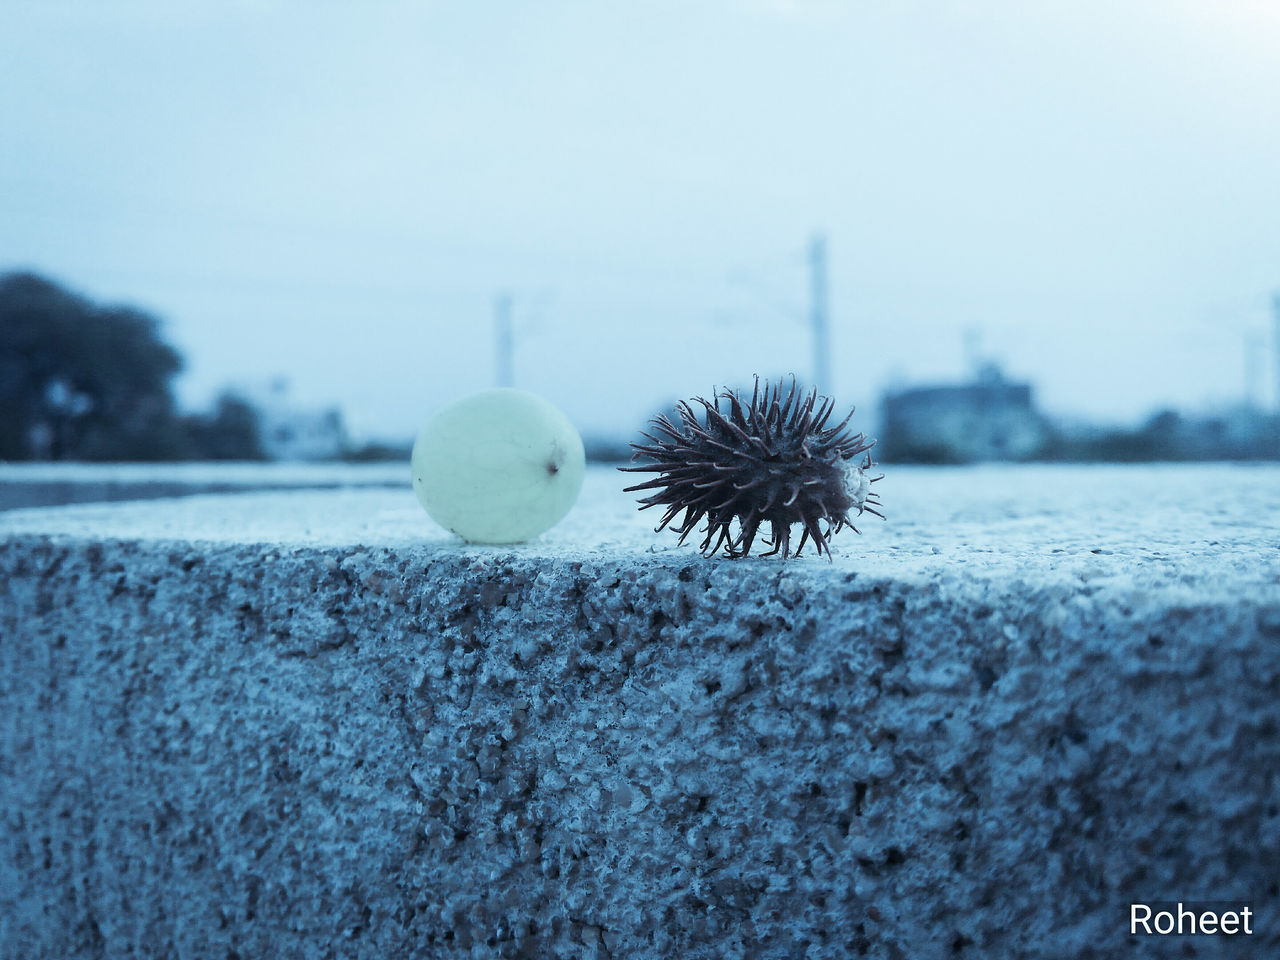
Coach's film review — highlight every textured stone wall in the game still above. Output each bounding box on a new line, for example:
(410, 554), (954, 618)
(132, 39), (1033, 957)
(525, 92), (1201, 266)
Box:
(3, 531), (1278, 959)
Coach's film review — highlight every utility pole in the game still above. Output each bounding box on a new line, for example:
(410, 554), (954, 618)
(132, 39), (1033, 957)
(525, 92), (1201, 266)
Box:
(809, 232), (830, 393)
(1245, 330), (1263, 410)
(495, 292), (514, 388)
(963, 327), (983, 380)
(1273, 293), (1280, 414)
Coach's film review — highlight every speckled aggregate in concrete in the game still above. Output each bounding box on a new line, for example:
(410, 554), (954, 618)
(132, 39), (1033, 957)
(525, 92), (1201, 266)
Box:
(1, 464), (1279, 958)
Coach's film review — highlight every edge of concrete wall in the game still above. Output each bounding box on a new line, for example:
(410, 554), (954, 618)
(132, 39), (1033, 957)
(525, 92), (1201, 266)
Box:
(3, 523), (1278, 958)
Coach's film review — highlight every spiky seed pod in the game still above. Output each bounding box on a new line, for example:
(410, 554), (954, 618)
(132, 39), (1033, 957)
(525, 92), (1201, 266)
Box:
(621, 377), (883, 558)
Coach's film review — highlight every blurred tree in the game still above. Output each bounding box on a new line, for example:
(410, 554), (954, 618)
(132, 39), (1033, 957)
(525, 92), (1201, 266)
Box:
(341, 440), (411, 462)
(180, 391), (267, 460)
(0, 271), (187, 460)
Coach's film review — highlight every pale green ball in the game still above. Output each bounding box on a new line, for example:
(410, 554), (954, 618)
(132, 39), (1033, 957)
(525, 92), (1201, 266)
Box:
(411, 389), (585, 544)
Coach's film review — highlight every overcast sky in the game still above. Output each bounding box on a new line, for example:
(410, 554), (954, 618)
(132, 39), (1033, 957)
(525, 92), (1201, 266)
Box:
(3, 0), (1278, 442)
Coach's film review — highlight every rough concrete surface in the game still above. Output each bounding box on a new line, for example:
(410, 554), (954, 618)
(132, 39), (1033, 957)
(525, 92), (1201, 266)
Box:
(1, 464), (1279, 959)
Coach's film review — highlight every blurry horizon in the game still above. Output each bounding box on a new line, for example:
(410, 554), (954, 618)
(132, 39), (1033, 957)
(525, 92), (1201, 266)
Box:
(4, 0), (1279, 444)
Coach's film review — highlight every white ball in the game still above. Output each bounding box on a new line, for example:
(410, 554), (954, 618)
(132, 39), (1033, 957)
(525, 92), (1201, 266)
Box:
(411, 388), (585, 544)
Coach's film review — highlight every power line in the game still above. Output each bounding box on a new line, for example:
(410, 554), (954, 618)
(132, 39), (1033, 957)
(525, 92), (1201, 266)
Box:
(725, 233), (834, 391)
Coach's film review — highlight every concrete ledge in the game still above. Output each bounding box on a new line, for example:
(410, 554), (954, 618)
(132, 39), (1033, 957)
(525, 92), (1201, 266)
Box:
(2, 465), (1279, 958)
(0, 462), (408, 510)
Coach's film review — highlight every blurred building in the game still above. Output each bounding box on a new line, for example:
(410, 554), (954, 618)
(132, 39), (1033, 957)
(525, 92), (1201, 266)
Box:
(879, 363), (1050, 463)
(242, 379), (347, 461)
